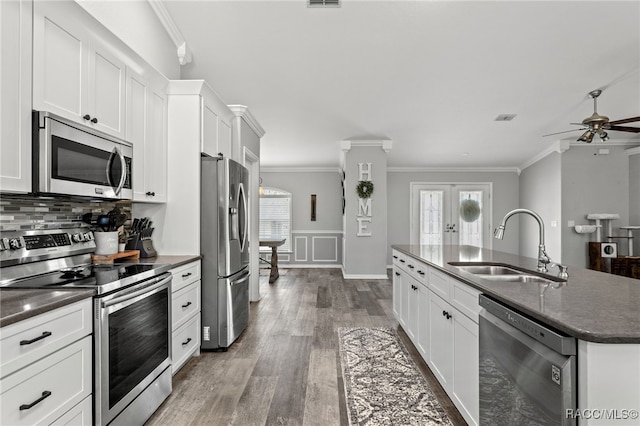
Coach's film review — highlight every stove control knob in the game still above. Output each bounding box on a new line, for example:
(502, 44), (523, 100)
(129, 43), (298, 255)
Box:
(9, 238), (24, 249)
(84, 232), (94, 241)
(72, 233), (85, 243)
(0, 238), (9, 251)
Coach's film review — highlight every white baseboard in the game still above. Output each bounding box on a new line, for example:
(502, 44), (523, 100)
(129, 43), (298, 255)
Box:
(262, 263), (342, 269)
(341, 267), (389, 280)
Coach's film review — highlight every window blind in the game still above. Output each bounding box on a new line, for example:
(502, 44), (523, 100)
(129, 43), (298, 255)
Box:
(259, 196), (291, 252)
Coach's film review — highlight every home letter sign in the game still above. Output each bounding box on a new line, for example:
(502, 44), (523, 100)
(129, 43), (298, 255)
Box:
(357, 163), (372, 237)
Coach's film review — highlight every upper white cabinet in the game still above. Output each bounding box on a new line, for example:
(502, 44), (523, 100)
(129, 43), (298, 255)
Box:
(0, 0), (32, 193)
(200, 83), (233, 158)
(33, 1), (126, 139)
(127, 70), (168, 203)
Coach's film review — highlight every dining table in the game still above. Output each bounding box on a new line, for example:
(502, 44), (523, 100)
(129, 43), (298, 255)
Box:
(259, 238), (286, 283)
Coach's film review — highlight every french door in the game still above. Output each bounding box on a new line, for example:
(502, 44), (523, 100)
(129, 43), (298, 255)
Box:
(410, 183), (492, 248)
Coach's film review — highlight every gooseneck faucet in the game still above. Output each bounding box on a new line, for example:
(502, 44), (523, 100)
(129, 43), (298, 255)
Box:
(494, 208), (568, 278)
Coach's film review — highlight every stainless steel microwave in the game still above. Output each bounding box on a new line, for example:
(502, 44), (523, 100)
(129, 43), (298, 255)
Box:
(33, 111), (133, 200)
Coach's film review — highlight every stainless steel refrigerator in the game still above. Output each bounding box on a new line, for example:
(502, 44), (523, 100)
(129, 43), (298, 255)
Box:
(201, 156), (250, 350)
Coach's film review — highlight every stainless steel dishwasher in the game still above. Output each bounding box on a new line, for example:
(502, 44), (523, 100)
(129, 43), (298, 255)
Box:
(479, 295), (577, 426)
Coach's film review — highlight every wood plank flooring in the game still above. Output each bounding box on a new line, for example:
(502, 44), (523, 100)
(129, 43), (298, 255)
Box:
(146, 268), (467, 426)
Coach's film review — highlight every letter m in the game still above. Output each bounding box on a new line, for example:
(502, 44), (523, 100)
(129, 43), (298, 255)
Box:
(358, 198), (372, 217)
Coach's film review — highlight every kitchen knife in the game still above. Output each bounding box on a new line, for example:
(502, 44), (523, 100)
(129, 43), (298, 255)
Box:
(132, 218), (139, 233)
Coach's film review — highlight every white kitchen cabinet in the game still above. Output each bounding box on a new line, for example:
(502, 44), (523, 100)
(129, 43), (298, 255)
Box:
(33, 1), (126, 139)
(200, 83), (233, 158)
(170, 260), (201, 374)
(0, 299), (93, 426)
(0, 0), (32, 193)
(126, 70), (168, 203)
(391, 249), (480, 426)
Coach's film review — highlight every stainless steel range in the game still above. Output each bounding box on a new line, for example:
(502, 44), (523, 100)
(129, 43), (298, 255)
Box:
(0, 227), (173, 426)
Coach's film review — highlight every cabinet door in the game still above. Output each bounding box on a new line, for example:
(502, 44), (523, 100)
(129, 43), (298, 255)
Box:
(452, 311), (479, 425)
(392, 268), (402, 320)
(202, 99), (219, 156)
(145, 89), (168, 202)
(0, 0), (32, 193)
(33, 1), (89, 122)
(88, 39), (126, 138)
(128, 73), (168, 203)
(219, 119), (232, 159)
(406, 276), (419, 341)
(127, 73), (148, 201)
(428, 292), (453, 388)
(416, 284), (430, 359)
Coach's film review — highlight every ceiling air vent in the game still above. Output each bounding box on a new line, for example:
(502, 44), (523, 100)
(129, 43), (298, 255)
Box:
(495, 114), (517, 121)
(308, 0), (341, 8)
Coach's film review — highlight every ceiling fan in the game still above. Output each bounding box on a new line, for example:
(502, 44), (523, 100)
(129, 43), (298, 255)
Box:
(544, 89), (640, 142)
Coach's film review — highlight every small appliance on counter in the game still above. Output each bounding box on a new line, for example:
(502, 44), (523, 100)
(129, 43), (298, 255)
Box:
(126, 217), (157, 257)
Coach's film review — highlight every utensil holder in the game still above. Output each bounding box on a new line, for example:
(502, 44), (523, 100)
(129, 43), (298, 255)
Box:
(95, 231), (119, 255)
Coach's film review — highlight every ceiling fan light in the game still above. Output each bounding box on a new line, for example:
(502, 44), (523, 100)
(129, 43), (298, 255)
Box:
(578, 130), (594, 143)
(598, 130), (609, 142)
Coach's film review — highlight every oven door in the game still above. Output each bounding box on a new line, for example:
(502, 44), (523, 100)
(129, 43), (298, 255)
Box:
(94, 273), (172, 426)
(35, 111), (133, 200)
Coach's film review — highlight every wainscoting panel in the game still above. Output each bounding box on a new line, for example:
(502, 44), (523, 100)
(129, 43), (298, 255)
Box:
(312, 236), (338, 262)
(270, 230), (342, 267)
(294, 236), (308, 262)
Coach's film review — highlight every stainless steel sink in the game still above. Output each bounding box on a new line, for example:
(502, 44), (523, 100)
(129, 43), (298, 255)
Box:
(448, 262), (566, 285)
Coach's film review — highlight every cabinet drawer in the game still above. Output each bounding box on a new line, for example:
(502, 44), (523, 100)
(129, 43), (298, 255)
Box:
(429, 268), (451, 300)
(172, 281), (201, 330)
(450, 280), (481, 323)
(50, 394), (92, 426)
(171, 261), (201, 293)
(0, 299), (92, 378)
(0, 336), (92, 426)
(172, 314), (200, 375)
(392, 250), (406, 269)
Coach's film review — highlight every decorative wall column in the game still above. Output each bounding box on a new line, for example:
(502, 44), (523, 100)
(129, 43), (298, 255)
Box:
(340, 140), (392, 279)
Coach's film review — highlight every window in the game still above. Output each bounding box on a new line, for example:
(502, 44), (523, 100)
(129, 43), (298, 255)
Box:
(259, 187), (292, 252)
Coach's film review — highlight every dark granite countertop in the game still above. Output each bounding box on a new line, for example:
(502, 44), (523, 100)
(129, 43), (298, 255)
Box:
(0, 255), (201, 328)
(0, 288), (95, 328)
(119, 255), (201, 269)
(392, 245), (640, 344)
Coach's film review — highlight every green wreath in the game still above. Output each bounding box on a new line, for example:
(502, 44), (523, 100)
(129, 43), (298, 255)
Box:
(356, 180), (374, 198)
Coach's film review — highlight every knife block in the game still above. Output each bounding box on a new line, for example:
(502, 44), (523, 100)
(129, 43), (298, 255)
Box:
(125, 234), (157, 258)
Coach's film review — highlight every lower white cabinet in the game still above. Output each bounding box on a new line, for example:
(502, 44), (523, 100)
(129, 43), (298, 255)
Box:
(0, 299), (93, 426)
(170, 260), (201, 374)
(391, 249), (480, 426)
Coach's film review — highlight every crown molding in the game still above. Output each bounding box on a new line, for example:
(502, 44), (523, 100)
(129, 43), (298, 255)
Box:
(518, 140), (570, 175)
(626, 146), (640, 156)
(569, 139), (640, 147)
(261, 166), (341, 173)
(340, 139), (393, 153)
(148, 0), (192, 65)
(387, 166), (519, 173)
(228, 105), (266, 138)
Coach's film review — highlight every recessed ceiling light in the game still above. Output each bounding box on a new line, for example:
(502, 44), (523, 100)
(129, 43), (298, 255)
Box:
(495, 114), (517, 121)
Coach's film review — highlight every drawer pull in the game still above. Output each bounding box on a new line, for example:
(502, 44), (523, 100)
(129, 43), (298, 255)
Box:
(182, 337), (192, 346)
(20, 390), (51, 410)
(182, 301), (192, 308)
(181, 272), (192, 279)
(417, 270), (425, 275)
(408, 264), (414, 269)
(393, 255), (398, 259)
(395, 272), (400, 276)
(20, 331), (52, 346)
(399, 259), (405, 263)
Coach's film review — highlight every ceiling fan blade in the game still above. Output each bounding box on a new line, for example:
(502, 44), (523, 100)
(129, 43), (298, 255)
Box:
(607, 125), (640, 133)
(542, 128), (585, 137)
(608, 116), (640, 125)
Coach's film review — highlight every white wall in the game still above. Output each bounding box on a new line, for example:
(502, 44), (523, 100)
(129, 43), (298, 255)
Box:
(387, 170), (520, 263)
(519, 152), (562, 262)
(561, 145), (630, 266)
(77, 0), (180, 79)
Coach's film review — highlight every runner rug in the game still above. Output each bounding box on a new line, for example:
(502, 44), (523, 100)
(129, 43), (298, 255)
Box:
(338, 327), (453, 426)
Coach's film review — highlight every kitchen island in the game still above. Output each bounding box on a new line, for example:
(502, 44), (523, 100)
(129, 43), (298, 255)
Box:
(392, 244), (640, 426)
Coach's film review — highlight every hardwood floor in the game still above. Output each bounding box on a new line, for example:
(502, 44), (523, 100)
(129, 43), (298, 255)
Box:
(146, 268), (466, 426)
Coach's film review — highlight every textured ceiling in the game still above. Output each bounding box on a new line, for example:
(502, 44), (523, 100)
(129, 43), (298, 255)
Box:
(164, 1), (640, 168)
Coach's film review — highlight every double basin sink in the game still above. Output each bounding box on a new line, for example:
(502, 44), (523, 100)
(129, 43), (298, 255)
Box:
(448, 262), (566, 286)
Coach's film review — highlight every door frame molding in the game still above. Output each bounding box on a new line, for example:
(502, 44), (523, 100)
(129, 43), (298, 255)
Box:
(409, 181), (493, 249)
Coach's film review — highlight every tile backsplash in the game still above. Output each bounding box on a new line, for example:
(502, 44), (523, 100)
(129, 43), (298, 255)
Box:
(0, 195), (131, 232)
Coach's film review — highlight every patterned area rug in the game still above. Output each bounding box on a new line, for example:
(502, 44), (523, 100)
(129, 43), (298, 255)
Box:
(338, 327), (453, 426)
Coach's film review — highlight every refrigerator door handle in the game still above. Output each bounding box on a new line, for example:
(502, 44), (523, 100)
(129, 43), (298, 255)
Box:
(238, 182), (248, 252)
(231, 269), (250, 286)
